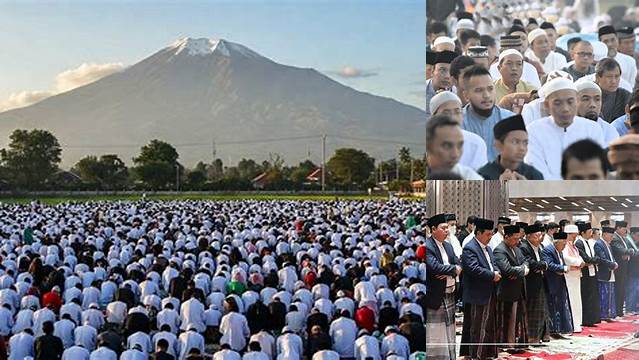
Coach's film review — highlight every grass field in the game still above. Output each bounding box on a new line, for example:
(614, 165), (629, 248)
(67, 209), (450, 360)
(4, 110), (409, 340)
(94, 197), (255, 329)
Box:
(0, 193), (419, 205)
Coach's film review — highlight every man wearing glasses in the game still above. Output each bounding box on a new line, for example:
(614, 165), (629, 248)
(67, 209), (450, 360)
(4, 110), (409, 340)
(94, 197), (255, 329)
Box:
(562, 40), (595, 81)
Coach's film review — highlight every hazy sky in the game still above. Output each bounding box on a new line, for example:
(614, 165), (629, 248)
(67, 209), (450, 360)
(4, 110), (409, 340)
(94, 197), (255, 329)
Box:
(0, 0), (425, 109)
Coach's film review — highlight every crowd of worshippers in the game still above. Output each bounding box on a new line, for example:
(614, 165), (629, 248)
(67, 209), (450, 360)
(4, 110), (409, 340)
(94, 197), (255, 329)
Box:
(425, 3), (639, 180)
(0, 198), (496, 360)
(419, 212), (639, 360)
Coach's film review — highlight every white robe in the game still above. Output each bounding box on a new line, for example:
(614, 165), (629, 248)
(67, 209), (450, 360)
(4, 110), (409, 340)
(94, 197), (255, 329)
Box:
(89, 347), (117, 360)
(525, 116), (605, 179)
(180, 298), (206, 333)
(525, 50), (568, 74)
(178, 331), (205, 360)
(597, 117), (620, 145)
(329, 317), (357, 358)
(614, 52), (638, 88)
(62, 346), (90, 360)
(54, 318), (76, 348)
(8, 332), (34, 360)
(562, 244), (584, 333)
(219, 312), (250, 352)
(460, 130), (488, 170)
(75, 324), (98, 351)
(354, 335), (382, 360)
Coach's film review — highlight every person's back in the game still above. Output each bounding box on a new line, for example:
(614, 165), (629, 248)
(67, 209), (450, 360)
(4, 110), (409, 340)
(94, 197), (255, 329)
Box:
(35, 322), (64, 360)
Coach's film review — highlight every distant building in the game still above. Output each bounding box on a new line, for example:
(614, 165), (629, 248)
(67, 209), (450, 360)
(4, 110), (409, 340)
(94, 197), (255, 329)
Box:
(252, 172), (270, 189)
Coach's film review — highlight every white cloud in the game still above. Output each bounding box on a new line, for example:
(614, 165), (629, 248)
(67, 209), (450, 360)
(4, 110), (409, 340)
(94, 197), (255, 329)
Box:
(55, 62), (125, 92)
(332, 66), (378, 78)
(0, 90), (55, 112)
(0, 62), (125, 112)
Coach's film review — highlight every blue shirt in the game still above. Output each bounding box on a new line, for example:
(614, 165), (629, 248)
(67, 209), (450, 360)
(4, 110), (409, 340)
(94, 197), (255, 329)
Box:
(611, 114), (630, 137)
(462, 105), (514, 162)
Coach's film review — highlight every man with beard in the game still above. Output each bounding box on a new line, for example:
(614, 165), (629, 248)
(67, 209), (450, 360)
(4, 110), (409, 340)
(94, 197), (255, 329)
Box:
(575, 80), (620, 145)
(562, 40), (596, 81)
(595, 58), (632, 123)
(525, 77), (605, 179)
(494, 49), (537, 104)
(430, 91), (488, 170)
(462, 65), (515, 162)
(477, 114), (544, 180)
(519, 224), (550, 345)
(574, 222), (602, 327)
(426, 51), (458, 119)
(493, 225), (529, 352)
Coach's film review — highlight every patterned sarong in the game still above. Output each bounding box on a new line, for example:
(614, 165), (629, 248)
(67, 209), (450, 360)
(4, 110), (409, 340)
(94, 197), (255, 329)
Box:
(599, 281), (617, 320)
(425, 292), (457, 360)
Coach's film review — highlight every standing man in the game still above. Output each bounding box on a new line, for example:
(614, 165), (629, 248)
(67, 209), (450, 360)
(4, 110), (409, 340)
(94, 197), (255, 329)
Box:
(543, 223), (560, 248)
(594, 227), (619, 321)
(562, 225), (585, 333)
(493, 225), (529, 350)
(574, 222), (601, 327)
(611, 220), (635, 317)
(423, 213), (461, 360)
(542, 232), (574, 337)
(626, 228), (639, 314)
(460, 218), (501, 359)
(519, 224), (550, 345)
(488, 217), (511, 249)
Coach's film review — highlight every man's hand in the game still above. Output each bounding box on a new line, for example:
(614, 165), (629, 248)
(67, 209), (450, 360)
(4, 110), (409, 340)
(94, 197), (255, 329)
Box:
(455, 265), (462, 276)
(613, 262), (619, 270)
(493, 271), (502, 282)
(499, 169), (519, 181)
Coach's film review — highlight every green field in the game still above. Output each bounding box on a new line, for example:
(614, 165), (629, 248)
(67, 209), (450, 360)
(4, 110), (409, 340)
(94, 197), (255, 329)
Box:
(0, 193), (415, 205)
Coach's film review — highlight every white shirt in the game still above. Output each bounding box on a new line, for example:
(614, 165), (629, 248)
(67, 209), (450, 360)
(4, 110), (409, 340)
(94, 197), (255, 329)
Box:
(354, 335), (382, 360)
(597, 117), (620, 145)
(127, 331), (153, 354)
(33, 307), (56, 337)
(54, 318), (76, 348)
(434, 240), (456, 288)
(152, 331), (179, 358)
(329, 317), (357, 358)
(490, 60), (542, 88)
(243, 352), (269, 360)
(525, 115), (605, 179)
(276, 333), (303, 359)
(106, 301), (127, 325)
(380, 333), (410, 359)
(62, 345), (90, 360)
(250, 331), (276, 360)
(120, 349), (147, 360)
(8, 332), (34, 360)
(89, 346), (117, 360)
(219, 312), (250, 352)
(460, 130), (488, 170)
(312, 350), (341, 360)
(157, 308), (181, 333)
(213, 350), (241, 360)
(180, 298), (205, 333)
(488, 232), (503, 250)
(0, 306), (14, 336)
(451, 163), (484, 180)
(75, 324), (98, 351)
(614, 52), (638, 87)
(478, 241), (494, 271)
(521, 98), (544, 127)
(525, 49), (568, 74)
(177, 330), (205, 360)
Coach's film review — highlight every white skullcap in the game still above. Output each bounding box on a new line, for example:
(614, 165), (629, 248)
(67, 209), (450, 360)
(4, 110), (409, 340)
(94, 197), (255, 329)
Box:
(528, 28), (547, 44)
(498, 49), (523, 63)
(575, 80), (601, 94)
(456, 19), (475, 31)
(564, 225), (579, 233)
(429, 91), (461, 115)
(546, 70), (573, 82)
(433, 36), (455, 47)
(591, 41), (608, 62)
(542, 77), (577, 98)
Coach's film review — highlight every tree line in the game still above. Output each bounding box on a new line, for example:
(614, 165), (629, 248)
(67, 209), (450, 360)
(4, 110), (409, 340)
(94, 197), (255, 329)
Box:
(0, 129), (425, 191)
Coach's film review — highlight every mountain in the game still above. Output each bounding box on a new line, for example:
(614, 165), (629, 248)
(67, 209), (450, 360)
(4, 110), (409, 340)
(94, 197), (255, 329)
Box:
(0, 37), (425, 167)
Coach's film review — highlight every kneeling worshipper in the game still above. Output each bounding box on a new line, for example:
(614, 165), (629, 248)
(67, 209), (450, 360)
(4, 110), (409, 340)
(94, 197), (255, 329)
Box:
(493, 225), (529, 352)
(574, 222), (602, 327)
(430, 91), (488, 170)
(519, 224), (550, 344)
(562, 225), (585, 333)
(460, 218), (500, 360)
(525, 77), (605, 179)
(423, 213), (462, 360)
(542, 232), (574, 337)
(595, 227), (619, 321)
(477, 114), (544, 180)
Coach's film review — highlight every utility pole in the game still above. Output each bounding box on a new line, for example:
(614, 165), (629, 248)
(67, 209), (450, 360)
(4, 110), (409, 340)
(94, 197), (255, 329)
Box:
(410, 158), (414, 182)
(175, 164), (180, 191)
(321, 134), (326, 192)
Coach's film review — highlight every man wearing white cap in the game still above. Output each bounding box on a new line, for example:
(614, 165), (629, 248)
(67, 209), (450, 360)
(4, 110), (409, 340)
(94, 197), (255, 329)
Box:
(521, 70), (574, 126)
(494, 49), (538, 103)
(562, 224), (585, 333)
(432, 36), (456, 52)
(525, 77), (605, 179)
(575, 80), (620, 145)
(430, 91), (488, 170)
(525, 29), (568, 75)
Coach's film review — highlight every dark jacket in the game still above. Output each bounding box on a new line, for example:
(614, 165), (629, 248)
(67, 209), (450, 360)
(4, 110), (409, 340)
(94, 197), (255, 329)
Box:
(399, 320), (426, 353)
(378, 305), (399, 331)
(519, 239), (548, 295)
(594, 240), (617, 282)
(34, 334), (64, 360)
(97, 329), (123, 354)
(461, 238), (497, 305)
(541, 245), (568, 295)
(574, 238), (599, 278)
(423, 237), (459, 310)
(611, 233), (635, 277)
(246, 301), (270, 334)
(152, 351), (175, 360)
(306, 311), (329, 334)
(493, 242), (528, 302)
(307, 331), (332, 359)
